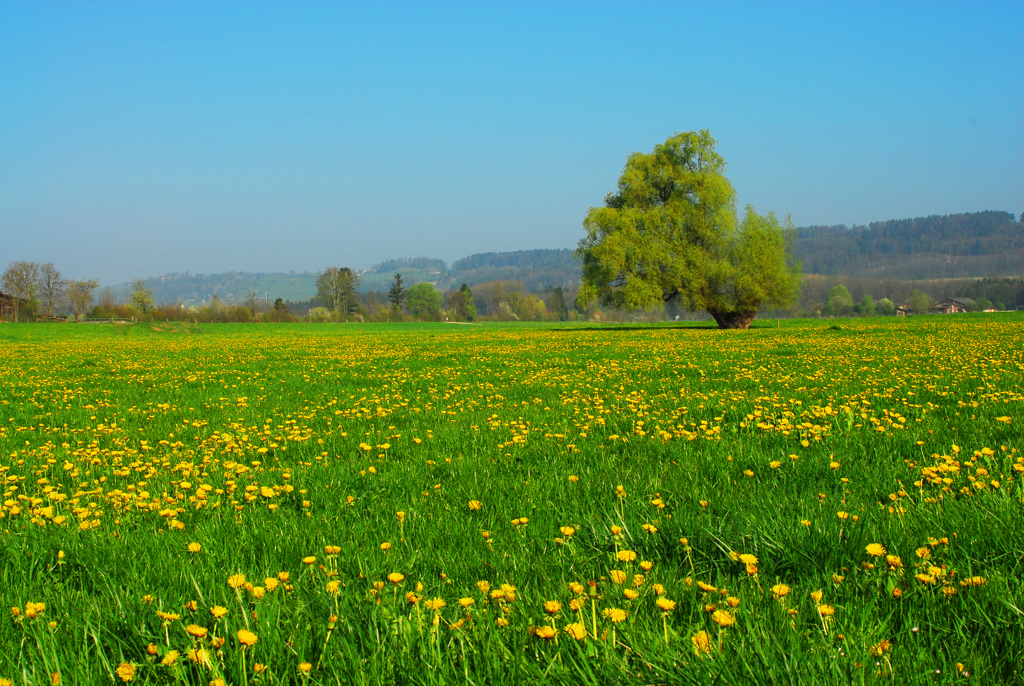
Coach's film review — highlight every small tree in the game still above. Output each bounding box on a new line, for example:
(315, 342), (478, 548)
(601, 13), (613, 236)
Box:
(2, 260), (41, 322)
(37, 263), (66, 317)
(876, 298), (895, 316)
(66, 280), (99, 321)
(907, 289), (932, 315)
(317, 267), (359, 315)
(129, 279), (155, 314)
(388, 273), (407, 311)
(856, 294), (876, 316)
(244, 290), (261, 314)
(406, 282), (442, 320)
(827, 285), (853, 316)
(549, 287), (569, 321)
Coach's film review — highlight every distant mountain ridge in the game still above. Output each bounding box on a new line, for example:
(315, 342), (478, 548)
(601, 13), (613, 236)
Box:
(115, 211), (1021, 305)
(793, 211), (1023, 280)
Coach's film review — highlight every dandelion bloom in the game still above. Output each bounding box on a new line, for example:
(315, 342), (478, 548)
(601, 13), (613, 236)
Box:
(115, 663), (135, 682)
(186, 624), (208, 638)
(299, 662), (313, 674)
(477, 580), (491, 595)
(302, 556), (316, 565)
(623, 589), (639, 600)
(560, 526), (575, 537)
(697, 581), (718, 593)
(534, 626), (556, 639)
(865, 543), (887, 557)
(264, 578), (280, 592)
(616, 550), (637, 563)
(652, 583), (666, 596)
(424, 598), (446, 611)
(187, 648), (210, 666)
(915, 573), (936, 584)
(544, 601), (562, 614)
(564, 623), (587, 640)
(278, 571), (290, 582)
(726, 596), (740, 608)
(396, 511), (405, 522)
(228, 573), (246, 589)
(739, 554), (758, 566)
(209, 606), (228, 618)
(468, 500), (482, 511)
(459, 597), (475, 608)
(886, 555), (903, 568)
(656, 598), (676, 612)
(817, 604), (836, 616)
(632, 574), (645, 588)
(326, 580), (340, 594)
(610, 526), (623, 536)
(324, 545), (341, 555)
(237, 629), (257, 647)
(692, 630), (713, 656)
(603, 607), (627, 623)
(568, 582), (585, 595)
(712, 610), (735, 627)
(771, 584), (791, 598)
(160, 651), (179, 666)
(609, 570), (627, 584)
(406, 592), (422, 604)
(810, 590), (823, 603)
(187, 542), (201, 553)
(495, 617), (509, 627)
(387, 573), (405, 584)
(915, 547), (931, 559)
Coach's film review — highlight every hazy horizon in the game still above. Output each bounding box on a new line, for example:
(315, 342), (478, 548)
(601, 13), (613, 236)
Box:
(3, 2), (1022, 286)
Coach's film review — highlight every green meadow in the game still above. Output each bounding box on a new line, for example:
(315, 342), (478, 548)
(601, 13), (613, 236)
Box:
(0, 316), (1022, 684)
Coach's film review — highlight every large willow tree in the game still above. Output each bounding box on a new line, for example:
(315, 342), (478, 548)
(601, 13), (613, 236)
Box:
(576, 131), (800, 329)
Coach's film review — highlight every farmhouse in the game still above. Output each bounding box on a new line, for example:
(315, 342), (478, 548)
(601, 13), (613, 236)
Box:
(933, 297), (975, 314)
(0, 291), (26, 321)
(895, 305), (912, 317)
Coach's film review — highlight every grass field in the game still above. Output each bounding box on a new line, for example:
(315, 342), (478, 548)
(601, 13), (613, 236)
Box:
(1, 316), (1022, 685)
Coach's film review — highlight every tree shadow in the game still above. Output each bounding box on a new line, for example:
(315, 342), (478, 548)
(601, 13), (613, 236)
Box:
(546, 323), (721, 332)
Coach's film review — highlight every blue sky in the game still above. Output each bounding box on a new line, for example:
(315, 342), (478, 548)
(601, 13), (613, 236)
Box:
(2, 2), (1021, 284)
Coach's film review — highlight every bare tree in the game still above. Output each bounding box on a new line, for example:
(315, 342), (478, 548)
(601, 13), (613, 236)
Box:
(244, 290), (260, 314)
(66, 279), (100, 321)
(1, 261), (40, 322)
(98, 287), (117, 310)
(37, 262), (66, 317)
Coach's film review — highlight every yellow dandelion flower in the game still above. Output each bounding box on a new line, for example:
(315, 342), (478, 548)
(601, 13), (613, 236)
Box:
(237, 629), (257, 646)
(209, 606), (228, 619)
(187, 542), (201, 553)
(656, 598), (676, 612)
(692, 630), (713, 656)
(534, 625), (556, 639)
(115, 663), (135, 682)
(185, 624), (207, 638)
(564, 622), (587, 640)
(603, 607), (627, 623)
(387, 572), (405, 584)
(865, 543), (887, 557)
(712, 610), (735, 627)
(228, 573), (246, 589)
(616, 550), (637, 562)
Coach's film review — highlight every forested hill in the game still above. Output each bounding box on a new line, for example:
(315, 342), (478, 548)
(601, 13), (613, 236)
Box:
(793, 211), (1024, 279)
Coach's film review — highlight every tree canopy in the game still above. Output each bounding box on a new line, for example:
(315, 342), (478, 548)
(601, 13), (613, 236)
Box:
(576, 131), (800, 328)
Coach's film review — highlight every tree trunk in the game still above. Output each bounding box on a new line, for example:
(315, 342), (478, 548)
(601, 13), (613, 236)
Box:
(707, 309), (756, 329)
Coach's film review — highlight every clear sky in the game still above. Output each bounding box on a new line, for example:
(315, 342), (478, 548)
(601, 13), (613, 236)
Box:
(2, 1), (1022, 284)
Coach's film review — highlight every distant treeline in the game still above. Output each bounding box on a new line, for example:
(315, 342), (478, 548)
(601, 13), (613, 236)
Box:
(792, 211), (1023, 280)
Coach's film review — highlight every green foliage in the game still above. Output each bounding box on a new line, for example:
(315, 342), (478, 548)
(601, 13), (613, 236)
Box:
(406, 282), (443, 321)
(576, 131), (800, 328)
(316, 266), (359, 315)
(549, 287), (569, 321)
(877, 297), (895, 316)
(387, 273), (407, 310)
(907, 289), (933, 315)
(446, 283), (477, 321)
(129, 278), (155, 313)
